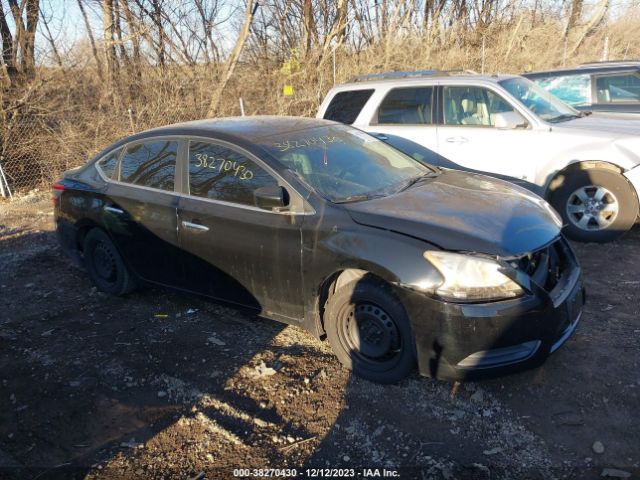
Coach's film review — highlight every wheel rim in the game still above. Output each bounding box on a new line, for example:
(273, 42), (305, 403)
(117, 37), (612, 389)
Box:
(92, 241), (117, 283)
(566, 185), (619, 231)
(338, 302), (401, 364)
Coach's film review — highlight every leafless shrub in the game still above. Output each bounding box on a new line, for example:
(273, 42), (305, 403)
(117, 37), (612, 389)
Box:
(0, 0), (639, 193)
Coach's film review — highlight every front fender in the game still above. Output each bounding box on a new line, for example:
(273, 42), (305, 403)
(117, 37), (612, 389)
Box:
(624, 164), (640, 205)
(320, 228), (443, 290)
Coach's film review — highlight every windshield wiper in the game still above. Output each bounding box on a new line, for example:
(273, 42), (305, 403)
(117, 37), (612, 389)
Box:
(397, 172), (439, 193)
(548, 113), (581, 123)
(333, 192), (389, 204)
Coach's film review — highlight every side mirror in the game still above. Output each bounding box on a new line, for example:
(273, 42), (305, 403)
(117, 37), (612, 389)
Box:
(254, 185), (288, 210)
(494, 111), (527, 130)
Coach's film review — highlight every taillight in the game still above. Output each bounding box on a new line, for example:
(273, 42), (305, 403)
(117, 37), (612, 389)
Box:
(52, 182), (65, 206)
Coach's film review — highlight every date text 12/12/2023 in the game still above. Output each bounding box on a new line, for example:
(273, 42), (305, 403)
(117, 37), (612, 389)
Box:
(232, 468), (401, 478)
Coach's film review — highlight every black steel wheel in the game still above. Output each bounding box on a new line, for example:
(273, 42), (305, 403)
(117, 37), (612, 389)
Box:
(83, 228), (136, 295)
(325, 277), (415, 383)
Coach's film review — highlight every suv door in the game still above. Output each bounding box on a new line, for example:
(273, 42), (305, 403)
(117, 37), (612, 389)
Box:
(436, 85), (539, 190)
(177, 139), (305, 321)
(101, 138), (183, 286)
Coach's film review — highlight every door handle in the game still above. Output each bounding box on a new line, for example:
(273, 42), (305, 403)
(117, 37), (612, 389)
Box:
(181, 220), (209, 232)
(445, 136), (468, 144)
(104, 205), (124, 214)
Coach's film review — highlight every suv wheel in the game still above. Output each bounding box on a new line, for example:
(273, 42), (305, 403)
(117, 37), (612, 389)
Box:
(324, 277), (415, 384)
(549, 169), (638, 242)
(83, 228), (136, 295)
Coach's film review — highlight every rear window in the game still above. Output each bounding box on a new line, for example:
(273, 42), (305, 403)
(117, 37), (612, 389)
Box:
(323, 89), (374, 124)
(96, 151), (119, 179)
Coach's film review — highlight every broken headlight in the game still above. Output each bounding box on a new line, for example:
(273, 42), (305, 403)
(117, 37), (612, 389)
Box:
(424, 251), (524, 302)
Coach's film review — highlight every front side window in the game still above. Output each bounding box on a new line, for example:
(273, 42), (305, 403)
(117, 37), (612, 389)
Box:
(323, 89), (374, 124)
(119, 140), (177, 191)
(376, 87), (434, 125)
(96, 150), (119, 179)
(188, 141), (278, 206)
(260, 125), (434, 203)
(534, 74), (591, 106)
(500, 77), (580, 123)
(595, 73), (640, 104)
(443, 86), (516, 126)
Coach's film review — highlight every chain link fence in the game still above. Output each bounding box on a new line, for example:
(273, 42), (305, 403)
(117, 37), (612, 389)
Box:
(0, 95), (211, 197)
(0, 63), (325, 199)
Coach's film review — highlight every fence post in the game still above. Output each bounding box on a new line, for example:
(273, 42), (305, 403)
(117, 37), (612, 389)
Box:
(333, 46), (337, 85)
(128, 108), (135, 134)
(601, 36), (609, 61)
(0, 157), (12, 199)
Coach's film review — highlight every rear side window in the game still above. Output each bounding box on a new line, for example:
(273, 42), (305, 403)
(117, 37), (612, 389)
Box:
(323, 89), (374, 124)
(119, 140), (178, 191)
(377, 87), (434, 124)
(96, 151), (118, 179)
(534, 74), (591, 106)
(188, 141), (278, 206)
(595, 73), (640, 103)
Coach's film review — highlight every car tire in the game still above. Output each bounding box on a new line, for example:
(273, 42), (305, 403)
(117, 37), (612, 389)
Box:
(83, 228), (136, 295)
(549, 169), (638, 243)
(324, 277), (415, 384)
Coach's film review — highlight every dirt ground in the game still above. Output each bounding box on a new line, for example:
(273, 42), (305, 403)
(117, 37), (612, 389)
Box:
(0, 191), (639, 480)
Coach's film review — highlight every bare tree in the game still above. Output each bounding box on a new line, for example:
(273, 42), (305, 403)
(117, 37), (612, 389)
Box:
(103, 0), (120, 102)
(563, 0), (583, 39)
(39, 5), (63, 68)
(1, 0), (40, 80)
(0, 4), (18, 80)
(207, 0), (258, 116)
(77, 0), (104, 79)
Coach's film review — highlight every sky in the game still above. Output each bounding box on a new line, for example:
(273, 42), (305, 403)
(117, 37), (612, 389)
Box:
(23, 0), (640, 65)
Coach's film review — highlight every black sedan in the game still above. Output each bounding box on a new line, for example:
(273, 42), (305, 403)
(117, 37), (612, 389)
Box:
(54, 117), (585, 383)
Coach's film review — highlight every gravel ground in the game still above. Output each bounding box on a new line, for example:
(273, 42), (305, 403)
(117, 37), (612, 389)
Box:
(0, 191), (639, 480)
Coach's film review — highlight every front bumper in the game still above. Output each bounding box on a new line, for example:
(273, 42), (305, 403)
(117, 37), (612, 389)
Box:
(399, 239), (585, 381)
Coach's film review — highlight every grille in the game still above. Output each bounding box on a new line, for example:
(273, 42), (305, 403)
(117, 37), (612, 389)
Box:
(515, 238), (570, 292)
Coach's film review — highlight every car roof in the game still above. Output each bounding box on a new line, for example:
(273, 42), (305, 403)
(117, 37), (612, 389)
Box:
(94, 116), (345, 164)
(143, 116), (339, 142)
(524, 63), (640, 78)
(332, 73), (520, 90)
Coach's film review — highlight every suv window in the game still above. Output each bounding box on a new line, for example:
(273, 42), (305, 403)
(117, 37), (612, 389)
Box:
(376, 87), (434, 125)
(534, 74), (590, 106)
(595, 73), (640, 103)
(323, 89), (374, 124)
(188, 141), (278, 206)
(119, 140), (178, 191)
(443, 86), (516, 126)
(97, 151), (119, 179)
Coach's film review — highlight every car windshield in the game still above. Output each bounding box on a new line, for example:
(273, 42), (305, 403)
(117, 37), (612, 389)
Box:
(500, 77), (581, 123)
(260, 125), (435, 203)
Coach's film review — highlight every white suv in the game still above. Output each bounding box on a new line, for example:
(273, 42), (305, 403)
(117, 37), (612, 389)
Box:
(317, 71), (640, 242)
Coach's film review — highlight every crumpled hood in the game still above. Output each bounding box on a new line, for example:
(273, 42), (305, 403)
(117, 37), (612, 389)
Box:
(345, 170), (561, 257)
(555, 114), (640, 137)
